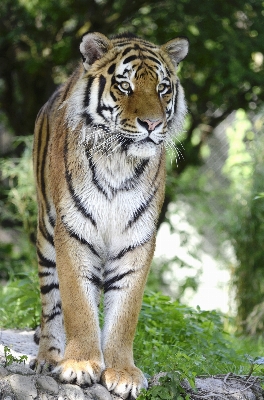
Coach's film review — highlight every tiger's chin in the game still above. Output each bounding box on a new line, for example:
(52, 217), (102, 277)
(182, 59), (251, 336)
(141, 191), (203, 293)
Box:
(127, 141), (159, 158)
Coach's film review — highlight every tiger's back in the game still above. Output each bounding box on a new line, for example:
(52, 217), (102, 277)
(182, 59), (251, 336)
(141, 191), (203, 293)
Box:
(32, 32), (188, 398)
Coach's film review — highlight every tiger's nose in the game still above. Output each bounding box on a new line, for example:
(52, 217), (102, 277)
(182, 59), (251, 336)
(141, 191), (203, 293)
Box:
(137, 118), (163, 132)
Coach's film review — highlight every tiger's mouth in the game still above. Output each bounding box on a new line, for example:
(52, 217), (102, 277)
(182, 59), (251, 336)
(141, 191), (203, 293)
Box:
(120, 134), (163, 148)
(140, 136), (163, 145)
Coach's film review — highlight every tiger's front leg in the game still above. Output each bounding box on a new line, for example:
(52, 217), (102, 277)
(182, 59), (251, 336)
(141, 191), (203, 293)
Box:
(101, 238), (155, 399)
(52, 220), (105, 386)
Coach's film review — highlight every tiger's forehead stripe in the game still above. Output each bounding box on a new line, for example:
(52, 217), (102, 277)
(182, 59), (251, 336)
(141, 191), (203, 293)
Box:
(112, 37), (157, 49)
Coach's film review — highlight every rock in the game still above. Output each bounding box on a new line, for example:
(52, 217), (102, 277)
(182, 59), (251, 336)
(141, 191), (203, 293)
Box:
(182, 374), (262, 400)
(6, 363), (35, 375)
(36, 375), (59, 394)
(62, 383), (85, 400)
(7, 374), (38, 400)
(149, 371), (167, 387)
(0, 378), (15, 400)
(0, 366), (9, 377)
(86, 383), (112, 400)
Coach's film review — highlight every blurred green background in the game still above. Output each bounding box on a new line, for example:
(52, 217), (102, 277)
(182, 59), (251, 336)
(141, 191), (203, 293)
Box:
(0, 0), (264, 332)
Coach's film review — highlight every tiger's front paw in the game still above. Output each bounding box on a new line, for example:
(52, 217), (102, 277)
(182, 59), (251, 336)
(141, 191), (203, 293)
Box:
(53, 359), (104, 386)
(29, 353), (61, 373)
(101, 366), (148, 399)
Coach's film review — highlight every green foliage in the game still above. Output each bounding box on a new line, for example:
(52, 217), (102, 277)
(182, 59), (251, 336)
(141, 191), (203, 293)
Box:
(0, 137), (37, 279)
(0, 270), (40, 328)
(3, 346), (28, 367)
(134, 292), (263, 399)
(135, 292), (241, 379)
(0, 137), (40, 328)
(0, 137), (37, 240)
(139, 373), (186, 400)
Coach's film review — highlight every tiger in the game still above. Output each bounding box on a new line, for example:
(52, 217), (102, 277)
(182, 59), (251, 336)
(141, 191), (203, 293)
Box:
(31, 31), (189, 398)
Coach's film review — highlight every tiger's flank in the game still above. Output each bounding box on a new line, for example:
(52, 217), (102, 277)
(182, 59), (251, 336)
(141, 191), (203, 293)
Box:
(32, 32), (189, 399)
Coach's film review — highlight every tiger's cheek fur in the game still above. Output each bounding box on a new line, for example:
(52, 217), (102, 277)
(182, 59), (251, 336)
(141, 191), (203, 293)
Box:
(33, 32), (188, 397)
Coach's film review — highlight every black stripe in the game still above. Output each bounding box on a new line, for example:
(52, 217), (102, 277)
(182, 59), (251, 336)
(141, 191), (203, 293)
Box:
(97, 75), (108, 119)
(86, 149), (109, 198)
(104, 269), (135, 293)
(63, 137), (97, 226)
(110, 235), (151, 261)
(62, 219), (100, 258)
(110, 90), (117, 102)
(41, 334), (57, 340)
(40, 283), (59, 294)
(48, 347), (61, 353)
(37, 249), (56, 269)
(47, 88), (61, 112)
(118, 159), (149, 191)
(61, 77), (75, 103)
(46, 310), (62, 322)
(36, 114), (45, 188)
(123, 55), (138, 64)
(38, 112), (54, 229)
(40, 117), (49, 198)
(49, 214), (56, 228)
(43, 303), (62, 322)
(84, 76), (95, 108)
(85, 273), (102, 289)
(38, 271), (52, 277)
(142, 48), (159, 58)
(135, 159), (149, 177)
(122, 47), (133, 56)
(39, 223), (54, 247)
(110, 246), (135, 260)
(126, 186), (159, 229)
(114, 40), (156, 49)
(174, 80), (179, 115)
(146, 56), (162, 66)
(107, 63), (116, 74)
(65, 167), (97, 227)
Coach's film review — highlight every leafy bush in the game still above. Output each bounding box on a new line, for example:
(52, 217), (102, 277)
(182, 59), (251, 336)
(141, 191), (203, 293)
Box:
(136, 292), (239, 377)
(135, 292), (263, 399)
(0, 137), (37, 243)
(0, 270), (40, 328)
(0, 137), (40, 327)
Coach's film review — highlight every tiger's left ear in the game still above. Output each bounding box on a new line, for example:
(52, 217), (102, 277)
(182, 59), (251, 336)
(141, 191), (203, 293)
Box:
(80, 32), (113, 70)
(161, 37), (189, 67)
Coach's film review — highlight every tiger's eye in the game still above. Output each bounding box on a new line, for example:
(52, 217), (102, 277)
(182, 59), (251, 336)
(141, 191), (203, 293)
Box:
(120, 81), (130, 90)
(158, 83), (166, 92)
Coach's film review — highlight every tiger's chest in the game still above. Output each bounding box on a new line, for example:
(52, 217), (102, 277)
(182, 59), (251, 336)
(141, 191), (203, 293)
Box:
(58, 142), (164, 254)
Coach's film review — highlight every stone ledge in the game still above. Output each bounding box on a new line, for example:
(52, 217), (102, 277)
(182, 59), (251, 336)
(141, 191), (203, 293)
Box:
(0, 364), (120, 400)
(1, 329), (264, 400)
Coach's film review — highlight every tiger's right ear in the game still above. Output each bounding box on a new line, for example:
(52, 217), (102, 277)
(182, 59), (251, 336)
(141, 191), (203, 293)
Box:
(80, 32), (113, 70)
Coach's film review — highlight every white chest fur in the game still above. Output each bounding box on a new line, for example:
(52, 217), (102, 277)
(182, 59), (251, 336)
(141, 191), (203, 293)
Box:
(61, 136), (162, 259)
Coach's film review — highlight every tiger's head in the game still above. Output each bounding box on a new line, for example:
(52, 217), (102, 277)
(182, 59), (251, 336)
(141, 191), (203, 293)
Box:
(68, 32), (188, 158)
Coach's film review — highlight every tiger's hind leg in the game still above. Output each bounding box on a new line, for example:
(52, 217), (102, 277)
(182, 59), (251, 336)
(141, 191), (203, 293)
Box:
(30, 210), (65, 372)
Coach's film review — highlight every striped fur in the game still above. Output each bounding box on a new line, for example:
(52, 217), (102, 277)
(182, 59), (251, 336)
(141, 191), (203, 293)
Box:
(32, 32), (188, 398)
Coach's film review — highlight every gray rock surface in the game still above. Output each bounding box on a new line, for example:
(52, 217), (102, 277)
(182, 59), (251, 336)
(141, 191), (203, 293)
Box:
(1, 329), (264, 400)
(36, 376), (59, 395)
(7, 374), (38, 400)
(62, 383), (86, 400)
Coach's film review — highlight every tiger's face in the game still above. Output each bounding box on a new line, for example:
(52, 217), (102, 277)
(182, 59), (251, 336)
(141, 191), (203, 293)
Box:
(70, 33), (189, 158)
